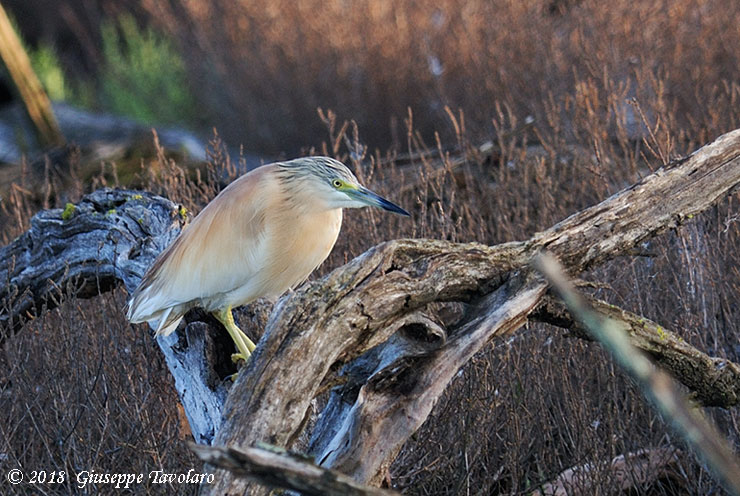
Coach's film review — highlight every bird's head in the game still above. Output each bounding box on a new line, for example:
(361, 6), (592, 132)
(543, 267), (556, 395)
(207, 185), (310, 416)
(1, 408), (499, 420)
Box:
(277, 157), (410, 216)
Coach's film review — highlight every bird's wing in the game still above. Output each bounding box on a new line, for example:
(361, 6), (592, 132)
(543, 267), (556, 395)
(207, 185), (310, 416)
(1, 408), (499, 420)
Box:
(127, 165), (277, 322)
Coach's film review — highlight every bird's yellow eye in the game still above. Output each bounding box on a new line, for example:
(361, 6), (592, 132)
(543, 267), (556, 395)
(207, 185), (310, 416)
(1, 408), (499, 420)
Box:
(332, 179), (343, 188)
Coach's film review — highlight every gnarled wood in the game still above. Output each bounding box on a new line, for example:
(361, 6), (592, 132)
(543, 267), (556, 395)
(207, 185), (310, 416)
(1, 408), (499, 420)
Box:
(190, 443), (398, 496)
(532, 294), (740, 407)
(2, 129), (740, 494)
(207, 129), (740, 494)
(1, 189), (182, 335)
(0, 188), (229, 444)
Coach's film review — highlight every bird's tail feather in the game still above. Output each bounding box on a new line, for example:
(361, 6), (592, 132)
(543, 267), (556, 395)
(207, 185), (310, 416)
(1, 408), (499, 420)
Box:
(153, 312), (183, 336)
(128, 292), (184, 336)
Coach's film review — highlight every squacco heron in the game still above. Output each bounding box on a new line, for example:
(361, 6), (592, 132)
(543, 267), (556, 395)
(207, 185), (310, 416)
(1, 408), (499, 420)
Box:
(127, 156), (408, 363)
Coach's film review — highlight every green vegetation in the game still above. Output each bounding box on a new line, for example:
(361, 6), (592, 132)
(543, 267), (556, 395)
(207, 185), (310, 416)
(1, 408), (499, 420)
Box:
(12, 14), (196, 127)
(27, 44), (66, 101)
(61, 202), (76, 220)
(1, 1), (739, 494)
(29, 47), (97, 109)
(99, 15), (196, 125)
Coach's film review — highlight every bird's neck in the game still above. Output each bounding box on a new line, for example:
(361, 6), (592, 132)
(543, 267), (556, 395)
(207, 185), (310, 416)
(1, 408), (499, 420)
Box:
(279, 185), (338, 216)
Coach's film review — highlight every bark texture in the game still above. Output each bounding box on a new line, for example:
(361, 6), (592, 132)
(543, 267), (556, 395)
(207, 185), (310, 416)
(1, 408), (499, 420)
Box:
(532, 294), (740, 407)
(2, 130), (740, 494)
(207, 129), (740, 493)
(0, 188), (228, 443)
(190, 443), (398, 496)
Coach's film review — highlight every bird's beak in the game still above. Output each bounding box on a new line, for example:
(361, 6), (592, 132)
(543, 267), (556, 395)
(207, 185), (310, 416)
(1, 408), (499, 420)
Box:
(349, 186), (410, 216)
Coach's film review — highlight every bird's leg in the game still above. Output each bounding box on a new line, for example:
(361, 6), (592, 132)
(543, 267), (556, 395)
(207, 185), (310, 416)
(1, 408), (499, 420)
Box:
(213, 307), (257, 364)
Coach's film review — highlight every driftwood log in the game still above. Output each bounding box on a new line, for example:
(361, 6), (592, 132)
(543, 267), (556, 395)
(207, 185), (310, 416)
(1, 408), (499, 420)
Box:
(190, 443), (398, 496)
(532, 447), (683, 496)
(1, 129), (740, 493)
(0, 189), (228, 443)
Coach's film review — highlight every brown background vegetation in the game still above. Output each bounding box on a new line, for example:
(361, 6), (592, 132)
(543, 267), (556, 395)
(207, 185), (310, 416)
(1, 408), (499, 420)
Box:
(1, 0), (739, 494)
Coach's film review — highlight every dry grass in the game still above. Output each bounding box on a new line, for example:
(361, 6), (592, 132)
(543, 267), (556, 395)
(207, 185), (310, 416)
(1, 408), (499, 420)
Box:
(2, 0), (740, 494)
(0, 290), (197, 495)
(138, 0), (740, 155)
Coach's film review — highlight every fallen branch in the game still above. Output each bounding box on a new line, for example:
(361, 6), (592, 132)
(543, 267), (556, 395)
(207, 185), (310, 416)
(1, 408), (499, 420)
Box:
(2, 130), (740, 493)
(532, 447), (683, 496)
(534, 252), (740, 494)
(208, 129), (740, 493)
(0, 189), (228, 443)
(532, 294), (740, 407)
(190, 443), (397, 496)
(0, 189), (183, 335)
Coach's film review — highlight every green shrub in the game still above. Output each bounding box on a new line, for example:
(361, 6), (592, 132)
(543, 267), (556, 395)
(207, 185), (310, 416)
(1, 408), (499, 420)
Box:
(5, 12), (196, 127)
(3, 13), (68, 102)
(99, 15), (196, 125)
(28, 44), (67, 101)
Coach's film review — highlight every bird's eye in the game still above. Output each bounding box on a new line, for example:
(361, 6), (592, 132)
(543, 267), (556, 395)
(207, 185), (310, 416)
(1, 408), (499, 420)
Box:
(332, 179), (343, 188)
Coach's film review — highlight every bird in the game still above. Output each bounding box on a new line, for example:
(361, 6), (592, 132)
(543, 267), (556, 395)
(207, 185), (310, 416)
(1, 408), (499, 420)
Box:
(126, 156), (409, 363)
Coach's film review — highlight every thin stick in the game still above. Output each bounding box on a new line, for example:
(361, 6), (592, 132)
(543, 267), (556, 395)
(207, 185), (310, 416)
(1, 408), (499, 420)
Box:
(0, 3), (64, 147)
(534, 252), (740, 496)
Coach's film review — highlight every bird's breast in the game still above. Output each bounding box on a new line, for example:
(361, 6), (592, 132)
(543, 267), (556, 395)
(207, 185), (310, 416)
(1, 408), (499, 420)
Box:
(263, 208), (343, 294)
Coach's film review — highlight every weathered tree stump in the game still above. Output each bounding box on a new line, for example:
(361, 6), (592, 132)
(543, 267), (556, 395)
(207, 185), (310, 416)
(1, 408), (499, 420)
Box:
(2, 129), (740, 494)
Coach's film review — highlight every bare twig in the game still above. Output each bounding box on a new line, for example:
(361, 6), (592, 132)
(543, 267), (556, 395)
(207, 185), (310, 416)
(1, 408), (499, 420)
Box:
(531, 294), (740, 408)
(2, 130), (740, 494)
(534, 252), (740, 496)
(0, 3), (63, 146)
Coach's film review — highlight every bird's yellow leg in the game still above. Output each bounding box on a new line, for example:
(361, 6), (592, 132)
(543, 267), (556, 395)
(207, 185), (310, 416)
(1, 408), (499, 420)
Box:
(213, 307), (257, 363)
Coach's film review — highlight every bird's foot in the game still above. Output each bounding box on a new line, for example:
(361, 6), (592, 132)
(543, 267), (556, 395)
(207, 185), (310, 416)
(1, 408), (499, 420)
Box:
(231, 352), (250, 364)
(227, 352), (251, 381)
